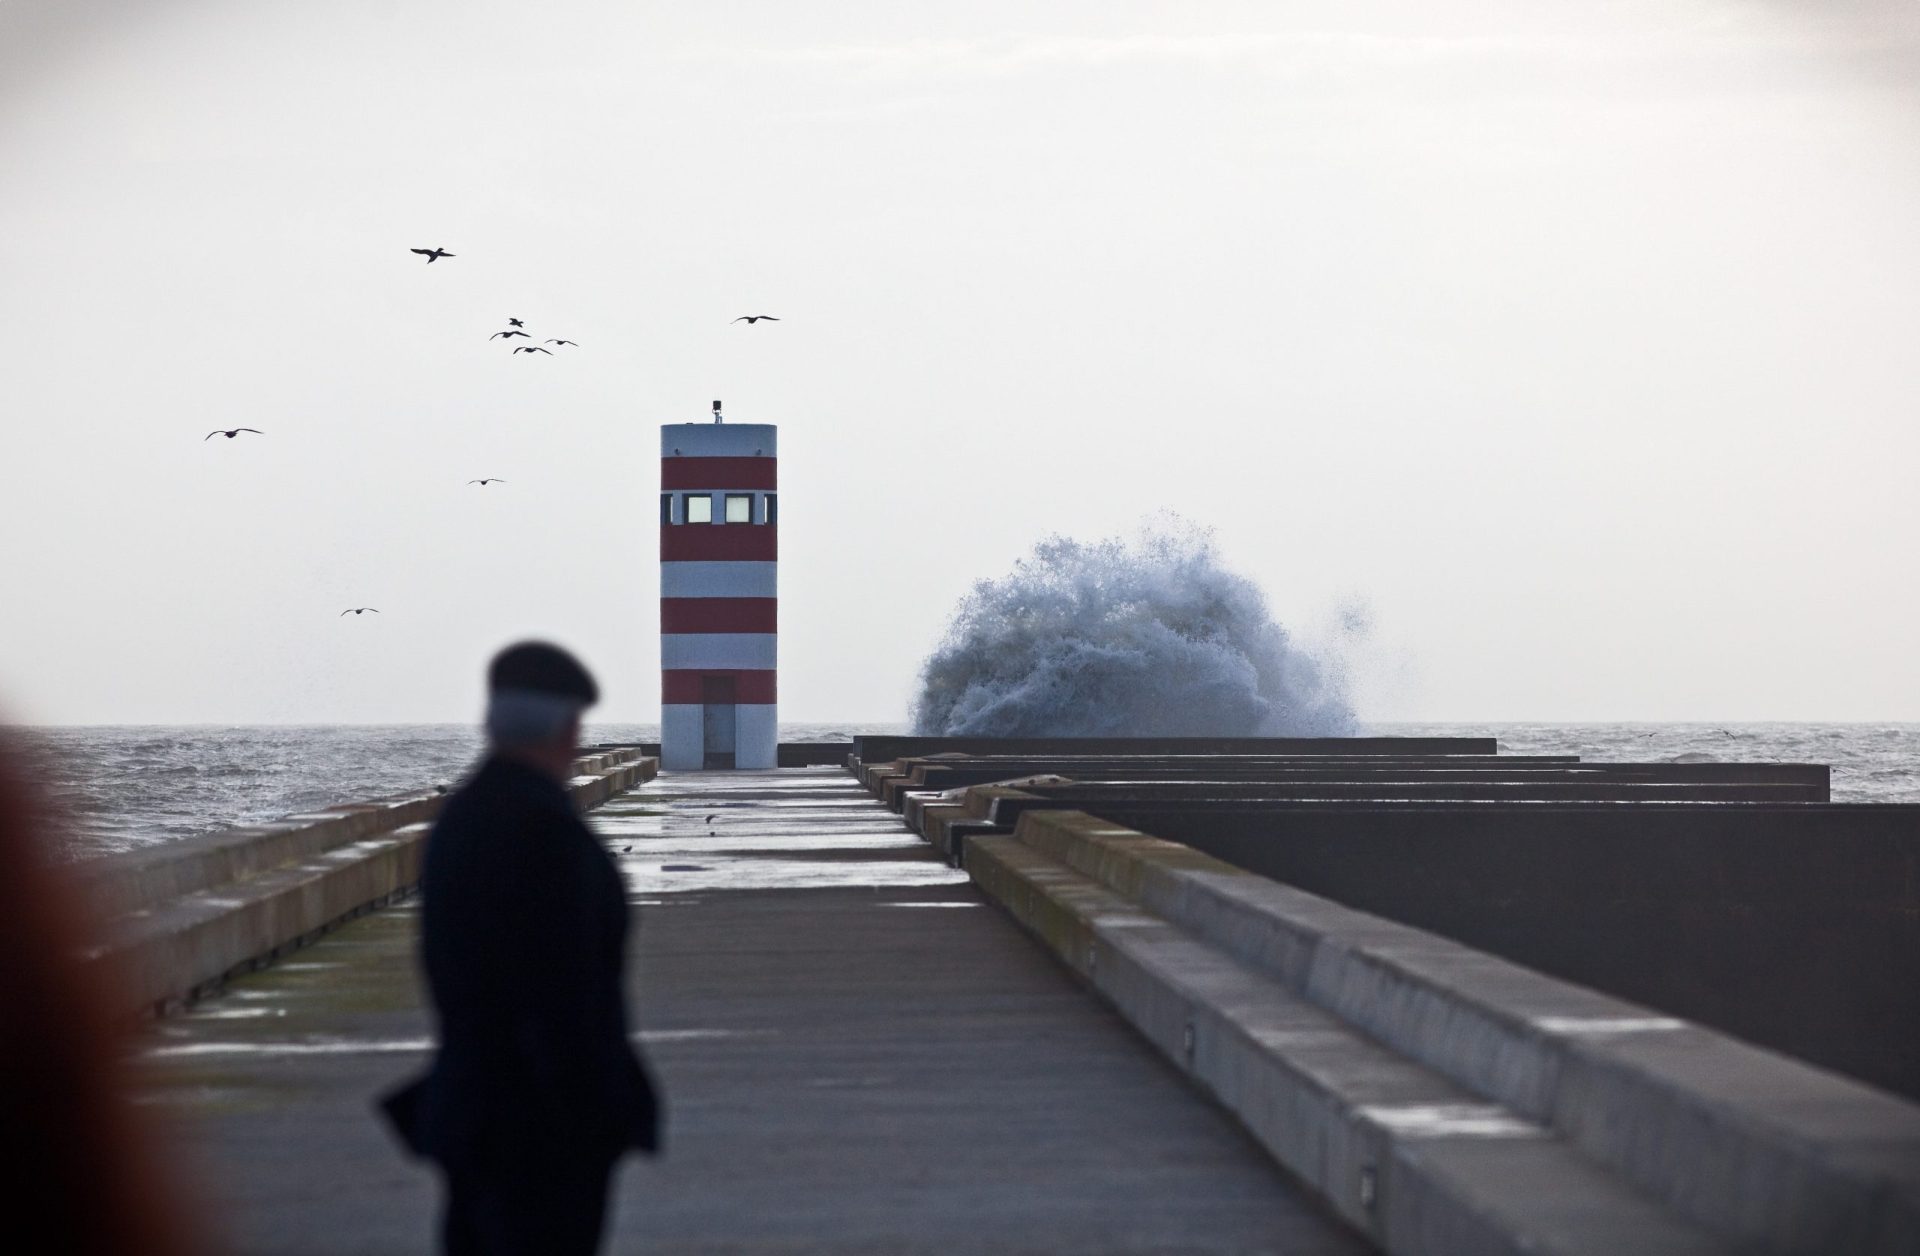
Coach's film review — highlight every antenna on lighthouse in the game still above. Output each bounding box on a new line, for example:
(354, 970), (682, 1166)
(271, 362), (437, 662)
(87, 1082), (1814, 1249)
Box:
(712, 399), (723, 424)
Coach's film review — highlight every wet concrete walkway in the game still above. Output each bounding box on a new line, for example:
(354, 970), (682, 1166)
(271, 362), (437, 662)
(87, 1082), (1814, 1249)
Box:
(135, 768), (1371, 1254)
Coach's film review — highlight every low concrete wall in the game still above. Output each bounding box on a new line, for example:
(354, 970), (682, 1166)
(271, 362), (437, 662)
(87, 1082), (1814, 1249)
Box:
(853, 735), (1501, 765)
(864, 754), (1581, 800)
(968, 809), (1920, 1255)
(84, 750), (657, 1017)
(1099, 803), (1920, 1102)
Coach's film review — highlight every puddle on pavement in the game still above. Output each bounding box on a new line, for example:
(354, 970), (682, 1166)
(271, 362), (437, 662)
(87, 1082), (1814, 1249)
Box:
(143, 1027), (767, 1060)
(625, 858), (965, 893)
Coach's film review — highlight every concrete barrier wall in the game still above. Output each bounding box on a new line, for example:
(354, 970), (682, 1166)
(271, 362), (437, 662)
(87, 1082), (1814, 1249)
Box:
(1096, 803), (1920, 1102)
(853, 735), (1501, 764)
(968, 809), (1920, 1255)
(867, 755), (1582, 804)
(74, 796), (444, 918)
(84, 750), (657, 1017)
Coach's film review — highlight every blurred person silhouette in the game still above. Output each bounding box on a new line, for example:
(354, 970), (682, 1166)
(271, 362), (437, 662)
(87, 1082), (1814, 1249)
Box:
(0, 729), (202, 1256)
(380, 642), (659, 1256)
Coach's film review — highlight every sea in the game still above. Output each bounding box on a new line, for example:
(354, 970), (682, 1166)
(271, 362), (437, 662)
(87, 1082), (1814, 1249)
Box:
(9, 722), (1920, 860)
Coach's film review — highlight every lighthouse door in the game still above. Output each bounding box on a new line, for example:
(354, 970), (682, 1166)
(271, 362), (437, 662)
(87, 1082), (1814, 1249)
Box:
(701, 675), (737, 769)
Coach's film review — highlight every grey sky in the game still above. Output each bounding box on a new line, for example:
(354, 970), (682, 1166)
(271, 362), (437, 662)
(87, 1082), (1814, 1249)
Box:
(3, 0), (1918, 724)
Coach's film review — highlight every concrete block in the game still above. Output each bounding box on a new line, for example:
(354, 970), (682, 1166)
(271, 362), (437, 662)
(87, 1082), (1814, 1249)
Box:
(967, 834), (1728, 1255)
(1002, 809), (1920, 1255)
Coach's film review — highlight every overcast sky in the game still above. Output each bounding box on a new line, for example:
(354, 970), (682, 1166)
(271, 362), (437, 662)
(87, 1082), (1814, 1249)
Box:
(3, 0), (1918, 725)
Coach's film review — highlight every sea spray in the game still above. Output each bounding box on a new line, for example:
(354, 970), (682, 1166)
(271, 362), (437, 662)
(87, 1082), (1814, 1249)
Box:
(911, 522), (1355, 737)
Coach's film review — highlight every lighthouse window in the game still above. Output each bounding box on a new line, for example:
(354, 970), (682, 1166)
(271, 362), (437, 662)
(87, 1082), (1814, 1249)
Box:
(686, 494), (713, 524)
(766, 494), (777, 525)
(725, 493), (752, 524)
(660, 494), (673, 525)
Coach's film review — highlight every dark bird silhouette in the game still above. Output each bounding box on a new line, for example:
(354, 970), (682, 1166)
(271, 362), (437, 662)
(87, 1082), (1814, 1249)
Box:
(490, 330), (530, 340)
(731, 315), (779, 324)
(204, 428), (262, 441)
(545, 339), (578, 346)
(341, 607), (380, 616)
(507, 318), (525, 328)
(410, 247), (454, 263)
(620, 845), (632, 854)
(704, 814), (717, 823)
(468, 478), (507, 486)
(513, 346), (553, 355)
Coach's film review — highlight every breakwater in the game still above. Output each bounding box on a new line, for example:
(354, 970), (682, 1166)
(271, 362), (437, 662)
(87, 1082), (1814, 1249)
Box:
(113, 736), (1920, 1255)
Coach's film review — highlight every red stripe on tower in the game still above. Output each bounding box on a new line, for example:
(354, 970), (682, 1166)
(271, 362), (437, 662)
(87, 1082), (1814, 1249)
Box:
(662, 670), (777, 704)
(661, 457), (779, 490)
(660, 524), (778, 563)
(660, 598), (778, 634)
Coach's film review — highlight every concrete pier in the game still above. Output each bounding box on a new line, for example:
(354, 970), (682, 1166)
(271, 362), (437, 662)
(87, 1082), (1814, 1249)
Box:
(134, 768), (1372, 1254)
(117, 744), (1920, 1254)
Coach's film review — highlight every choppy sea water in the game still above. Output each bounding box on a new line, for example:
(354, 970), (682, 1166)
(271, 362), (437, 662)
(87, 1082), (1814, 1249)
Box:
(9, 722), (1918, 860)
(11, 723), (896, 859)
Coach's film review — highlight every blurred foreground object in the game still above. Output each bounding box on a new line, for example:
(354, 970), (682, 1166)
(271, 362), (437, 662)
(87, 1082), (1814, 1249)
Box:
(0, 730), (202, 1255)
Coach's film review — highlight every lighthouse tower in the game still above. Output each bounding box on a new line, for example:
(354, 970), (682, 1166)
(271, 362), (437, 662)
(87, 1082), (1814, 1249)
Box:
(659, 403), (777, 770)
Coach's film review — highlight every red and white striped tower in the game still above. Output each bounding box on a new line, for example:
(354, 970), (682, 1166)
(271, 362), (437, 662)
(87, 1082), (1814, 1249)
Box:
(659, 403), (776, 770)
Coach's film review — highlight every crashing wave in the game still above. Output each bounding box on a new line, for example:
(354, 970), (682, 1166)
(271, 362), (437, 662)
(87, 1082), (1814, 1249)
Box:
(911, 521), (1354, 737)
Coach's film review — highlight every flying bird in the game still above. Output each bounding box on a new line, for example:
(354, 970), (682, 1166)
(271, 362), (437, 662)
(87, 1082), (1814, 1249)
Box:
(731, 315), (780, 324)
(468, 478), (507, 486)
(204, 428), (262, 440)
(340, 607), (380, 616)
(410, 247), (454, 263)
(507, 318), (525, 328)
(704, 814), (717, 823)
(490, 330), (530, 340)
(545, 339), (578, 346)
(513, 345), (553, 355)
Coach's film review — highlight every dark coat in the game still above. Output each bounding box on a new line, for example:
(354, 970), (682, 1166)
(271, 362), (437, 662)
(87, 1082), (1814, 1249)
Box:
(381, 756), (659, 1165)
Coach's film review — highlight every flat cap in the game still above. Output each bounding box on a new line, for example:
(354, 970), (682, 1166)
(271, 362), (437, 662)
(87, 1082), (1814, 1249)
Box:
(487, 641), (599, 705)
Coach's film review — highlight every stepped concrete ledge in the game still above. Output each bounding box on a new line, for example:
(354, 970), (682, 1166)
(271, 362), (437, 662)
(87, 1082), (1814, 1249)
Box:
(134, 767), (1374, 1254)
(967, 809), (1920, 1256)
(86, 750), (656, 1016)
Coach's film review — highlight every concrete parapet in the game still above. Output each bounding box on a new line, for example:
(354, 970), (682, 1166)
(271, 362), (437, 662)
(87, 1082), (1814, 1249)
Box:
(869, 758), (1831, 819)
(852, 736), (1502, 765)
(75, 796), (445, 918)
(84, 750), (657, 1018)
(1108, 802), (1920, 1102)
(968, 808), (1920, 1255)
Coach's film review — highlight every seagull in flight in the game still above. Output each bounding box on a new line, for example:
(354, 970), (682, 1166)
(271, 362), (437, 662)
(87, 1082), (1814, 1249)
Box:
(204, 428), (262, 440)
(732, 315), (780, 324)
(410, 247), (454, 263)
(545, 339), (578, 347)
(490, 330), (530, 340)
(340, 607), (381, 616)
(513, 345), (553, 355)
(468, 478), (507, 486)
(507, 318), (525, 328)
